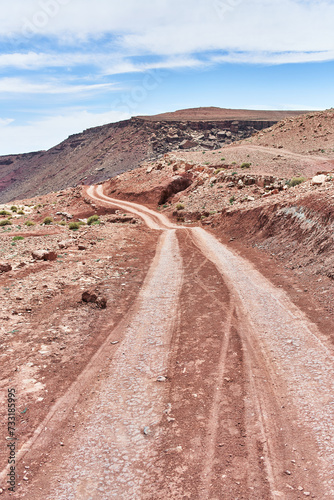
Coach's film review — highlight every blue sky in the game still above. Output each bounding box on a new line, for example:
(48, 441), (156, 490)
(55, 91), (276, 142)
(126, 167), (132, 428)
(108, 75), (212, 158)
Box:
(0, 0), (333, 155)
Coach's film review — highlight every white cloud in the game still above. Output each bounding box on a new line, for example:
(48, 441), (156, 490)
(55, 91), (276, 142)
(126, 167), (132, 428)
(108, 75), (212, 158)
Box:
(0, 118), (14, 126)
(0, 109), (131, 155)
(0, 77), (118, 94)
(1, 0), (333, 64)
(211, 50), (334, 65)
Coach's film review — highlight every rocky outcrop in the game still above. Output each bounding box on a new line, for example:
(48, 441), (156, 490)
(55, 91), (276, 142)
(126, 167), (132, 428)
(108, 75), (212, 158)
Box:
(0, 108), (304, 204)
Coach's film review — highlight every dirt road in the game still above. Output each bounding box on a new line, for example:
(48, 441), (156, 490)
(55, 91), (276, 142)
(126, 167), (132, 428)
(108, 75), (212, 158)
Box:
(7, 185), (334, 499)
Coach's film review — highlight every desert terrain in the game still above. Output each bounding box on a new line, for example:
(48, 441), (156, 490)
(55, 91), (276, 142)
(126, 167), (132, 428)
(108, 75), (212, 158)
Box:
(0, 108), (334, 499)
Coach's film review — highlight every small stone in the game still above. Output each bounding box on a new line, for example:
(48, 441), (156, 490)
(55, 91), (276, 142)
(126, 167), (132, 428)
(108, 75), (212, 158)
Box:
(156, 376), (167, 382)
(285, 470), (292, 475)
(0, 263), (12, 273)
(78, 245), (87, 251)
(303, 493), (310, 497)
(60, 442), (64, 446)
(143, 426), (151, 436)
(298, 486), (304, 491)
(111, 341), (119, 345)
(96, 296), (107, 309)
(82, 291), (98, 303)
(23, 477), (29, 481)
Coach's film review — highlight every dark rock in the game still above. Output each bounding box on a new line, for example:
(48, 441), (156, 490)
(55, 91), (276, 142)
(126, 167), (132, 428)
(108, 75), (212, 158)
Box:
(0, 263), (12, 273)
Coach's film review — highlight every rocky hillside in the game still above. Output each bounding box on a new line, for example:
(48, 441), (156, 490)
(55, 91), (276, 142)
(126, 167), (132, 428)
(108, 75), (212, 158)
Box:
(0, 108), (307, 203)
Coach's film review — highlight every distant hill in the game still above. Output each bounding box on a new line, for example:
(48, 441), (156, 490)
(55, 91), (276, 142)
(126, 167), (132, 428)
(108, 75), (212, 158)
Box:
(0, 107), (309, 203)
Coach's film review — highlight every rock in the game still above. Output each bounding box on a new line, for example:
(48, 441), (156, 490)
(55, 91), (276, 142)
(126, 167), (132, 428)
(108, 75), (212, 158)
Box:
(146, 166), (154, 174)
(96, 296), (107, 309)
(143, 426), (151, 436)
(237, 179), (244, 189)
(58, 240), (72, 249)
(82, 291), (107, 308)
(56, 211), (72, 219)
(31, 250), (57, 261)
(82, 291), (98, 303)
(157, 376), (167, 382)
(311, 174), (326, 185)
(0, 262), (12, 273)
(78, 245), (87, 251)
(179, 139), (198, 149)
(247, 196), (255, 201)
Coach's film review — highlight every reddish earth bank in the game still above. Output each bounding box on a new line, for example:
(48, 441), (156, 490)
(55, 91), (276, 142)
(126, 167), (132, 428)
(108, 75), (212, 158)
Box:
(0, 108), (333, 499)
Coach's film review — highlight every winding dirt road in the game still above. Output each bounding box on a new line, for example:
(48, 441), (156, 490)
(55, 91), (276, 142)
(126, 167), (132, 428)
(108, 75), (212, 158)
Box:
(7, 184), (334, 499)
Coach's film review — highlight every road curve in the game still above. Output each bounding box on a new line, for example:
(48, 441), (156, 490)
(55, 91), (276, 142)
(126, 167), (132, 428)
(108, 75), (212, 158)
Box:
(87, 185), (334, 498)
(13, 184), (334, 499)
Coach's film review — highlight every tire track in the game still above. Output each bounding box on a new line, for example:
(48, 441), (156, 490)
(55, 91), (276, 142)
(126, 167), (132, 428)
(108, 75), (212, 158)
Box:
(40, 229), (183, 499)
(85, 187), (334, 498)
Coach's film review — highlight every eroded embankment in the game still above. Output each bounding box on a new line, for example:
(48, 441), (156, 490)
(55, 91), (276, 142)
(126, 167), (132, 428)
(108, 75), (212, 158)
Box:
(214, 191), (334, 281)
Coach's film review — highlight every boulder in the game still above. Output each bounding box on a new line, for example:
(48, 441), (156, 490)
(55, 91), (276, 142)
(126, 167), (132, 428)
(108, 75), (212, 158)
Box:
(0, 263), (12, 273)
(311, 174), (326, 185)
(179, 140), (198, 149)
(32, 250), (57, 261)
(58, 240), (72, 249)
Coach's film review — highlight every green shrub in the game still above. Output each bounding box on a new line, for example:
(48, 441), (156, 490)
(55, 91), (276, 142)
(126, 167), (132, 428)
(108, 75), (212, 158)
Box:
(176, 203), (185, 211)
(214, 168), (224, 175)
(13, 236), (24, 241)
(221, 158), (226, 161)
(10, 206), (17, 212)
(0, 219), (12, 227)
(241, 162), (251, 169)
(69, 222), (80, 230)
(0, 210), (10, 216)
(229, 196), (235, 205)
(288, 177), (306, 187)
(25, 220), (35, 227)
(43, 216), (53, 225)
(17, 210), (25, 215)
(87, 215), (100, 225)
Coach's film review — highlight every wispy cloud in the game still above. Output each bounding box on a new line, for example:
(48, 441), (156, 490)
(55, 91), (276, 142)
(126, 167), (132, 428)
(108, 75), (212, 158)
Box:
(0, 78), (119, 95)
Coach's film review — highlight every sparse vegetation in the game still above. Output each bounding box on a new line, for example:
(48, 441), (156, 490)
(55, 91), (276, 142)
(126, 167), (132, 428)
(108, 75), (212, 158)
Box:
(17, 210), (25, 215)
(241, 162), (251, 169)
(12, 236), (24, 241)
(0, 220), (12, 227)
(176, 203), (185, 211)
(214, 168), (224, 175)
(221, 158), (225, 161)
(288, 177), (307, 187)
(43, 216), (53, 225)
(0, 210), (10, 216)
(10, 206), (17, 212)
(25, 221), (35, 227)
(229, 196), (235, 205)
(69, 222), (80, 230)
(87, 215), (100, 225)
